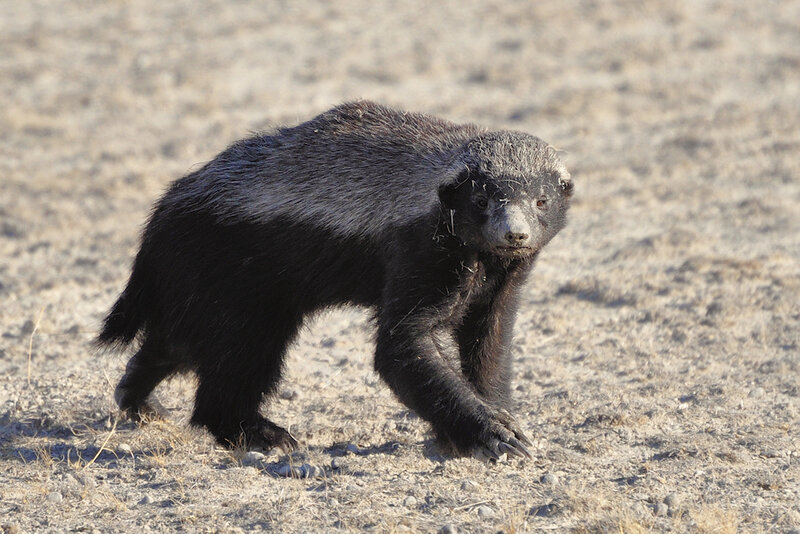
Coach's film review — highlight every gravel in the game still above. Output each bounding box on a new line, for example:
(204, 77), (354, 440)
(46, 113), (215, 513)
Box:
(541, 472), (559, 485)
(476, 505), (495, 519)
(2, 1), (799, 532)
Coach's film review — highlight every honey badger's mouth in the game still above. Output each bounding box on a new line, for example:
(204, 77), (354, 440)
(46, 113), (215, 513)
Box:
(494, 245), (536, 256)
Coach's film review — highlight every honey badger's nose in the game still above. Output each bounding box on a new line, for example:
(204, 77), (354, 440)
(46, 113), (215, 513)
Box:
(505, 230), (530, 245)
(502, 205), (531, 246)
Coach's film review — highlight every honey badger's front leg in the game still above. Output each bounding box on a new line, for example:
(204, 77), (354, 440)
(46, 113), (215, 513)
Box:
(374, 288), (532, 461)
(456, 258), (533, 406)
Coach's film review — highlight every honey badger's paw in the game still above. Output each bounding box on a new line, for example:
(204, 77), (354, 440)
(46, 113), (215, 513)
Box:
(115, 386), (170, 423)
(119, 400), (170, 423)
(242, 418), (299, 453)
(473, 409), (533, 462)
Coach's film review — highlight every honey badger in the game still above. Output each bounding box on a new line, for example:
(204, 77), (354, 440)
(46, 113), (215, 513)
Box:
(98, 101), (573, 460)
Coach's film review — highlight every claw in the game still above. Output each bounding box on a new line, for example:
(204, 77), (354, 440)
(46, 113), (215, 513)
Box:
(514, 428), (533, 447)
(498, 441), (525, 458)
(243, 419), (299, 453)
(279, 433), (299, 453)
(474, 445), (501, 463)
(496, 409), (533, 446)
(506, 436), (533, 459)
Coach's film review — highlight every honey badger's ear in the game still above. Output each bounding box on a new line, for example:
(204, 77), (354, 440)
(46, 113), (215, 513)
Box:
(438, 169), (470, 209)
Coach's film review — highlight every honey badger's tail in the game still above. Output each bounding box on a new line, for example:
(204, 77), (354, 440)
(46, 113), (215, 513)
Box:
(97, 258), (150, 348)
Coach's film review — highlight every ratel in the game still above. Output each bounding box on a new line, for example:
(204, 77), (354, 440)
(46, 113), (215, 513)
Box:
(98, 101), (573, 460)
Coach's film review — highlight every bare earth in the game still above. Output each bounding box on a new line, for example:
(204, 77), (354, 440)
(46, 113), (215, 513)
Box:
(1, 1), (799, 532)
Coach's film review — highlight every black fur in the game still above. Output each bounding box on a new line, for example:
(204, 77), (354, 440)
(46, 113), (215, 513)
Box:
(99, 101), (572, 458)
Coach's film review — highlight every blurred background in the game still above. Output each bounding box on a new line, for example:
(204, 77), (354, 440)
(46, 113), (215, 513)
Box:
(1, 1), (799, 531)
(3, 0), (799, 254)
(3, 0), (798, 346)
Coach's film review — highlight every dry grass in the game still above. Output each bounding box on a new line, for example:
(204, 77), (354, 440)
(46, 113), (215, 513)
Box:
(691, 506), (740, 534)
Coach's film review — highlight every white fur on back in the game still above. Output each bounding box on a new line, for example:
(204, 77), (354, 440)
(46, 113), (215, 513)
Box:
(167, 102), (566, 239)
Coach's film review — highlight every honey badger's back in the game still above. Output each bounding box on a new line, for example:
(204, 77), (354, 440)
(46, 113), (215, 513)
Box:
(167, 101), (486, 239)
(100, 101), (484, 348)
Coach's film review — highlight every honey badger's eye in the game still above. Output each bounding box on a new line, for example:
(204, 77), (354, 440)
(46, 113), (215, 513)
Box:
(536, 197), (548, 208)
(474, 195), (489, 210)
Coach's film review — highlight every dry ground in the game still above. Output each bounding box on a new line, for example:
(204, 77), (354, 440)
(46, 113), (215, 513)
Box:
(1, 1), (799, 532)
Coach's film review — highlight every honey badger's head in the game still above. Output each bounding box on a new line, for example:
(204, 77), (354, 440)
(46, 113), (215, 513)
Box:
(438, 132), (573, 258)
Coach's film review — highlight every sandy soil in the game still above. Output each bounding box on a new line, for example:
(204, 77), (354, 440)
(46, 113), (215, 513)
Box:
(1, 1), (799, 532)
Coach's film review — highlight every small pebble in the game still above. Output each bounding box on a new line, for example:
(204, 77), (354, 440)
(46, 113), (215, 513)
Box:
(439, 524), (458, 534)
(279, 388), (298, 400)
(749, 387), (765, 398)
(364, 376), (379, 388)
(320, 337), (336, 348)
(241, 451), (266, 467)
(46, 492), (62, 503)
(541, 473), (559, 485)
(529, 503), (558, 517)
(654, 502), (668, 517)
(20, 320), (35, 336)
(762, 448), (781, 458)
(274, 464), (297, 477)
(116, 443), (133, 456)
(460, 480), (478, 491)
(663, 493), (681, 508)
(331, 457), (344, 470)
(273, 463), (322, 478)
(139, 495), (154, 505)
(476, 505), (495, 519)
(403, 496), (417, 507)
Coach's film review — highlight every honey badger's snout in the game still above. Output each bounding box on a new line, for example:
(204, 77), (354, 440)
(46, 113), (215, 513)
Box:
(502, 205), (531, 246)
(487, 203), (532, 248)
(505, 230), (530, 246)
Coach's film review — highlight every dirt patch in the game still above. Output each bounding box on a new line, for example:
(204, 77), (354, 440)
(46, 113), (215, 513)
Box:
(2, 1), (799, 532)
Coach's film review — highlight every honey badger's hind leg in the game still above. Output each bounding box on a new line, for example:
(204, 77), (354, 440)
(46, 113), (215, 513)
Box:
(115, 335), (179, 422)
(190, 316), (301, 453)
